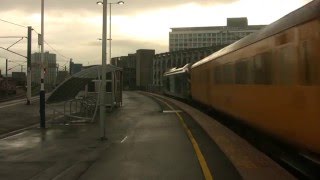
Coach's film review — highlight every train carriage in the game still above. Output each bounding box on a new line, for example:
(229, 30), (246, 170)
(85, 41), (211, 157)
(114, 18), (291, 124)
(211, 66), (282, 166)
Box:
(191, 0), (320, 154)
(163, 64), (191, 100)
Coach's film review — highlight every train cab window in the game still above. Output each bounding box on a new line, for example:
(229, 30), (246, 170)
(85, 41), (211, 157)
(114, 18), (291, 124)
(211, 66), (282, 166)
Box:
(222, 63), (235, 84)
(254, 52), (272, 84)
(277, 46), (297, 85)
(214, 65), (222, 84)
(235, 60), (247, 84)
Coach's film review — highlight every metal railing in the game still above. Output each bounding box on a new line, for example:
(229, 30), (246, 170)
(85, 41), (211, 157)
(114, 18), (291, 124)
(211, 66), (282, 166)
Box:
(62, 93), (99, 123)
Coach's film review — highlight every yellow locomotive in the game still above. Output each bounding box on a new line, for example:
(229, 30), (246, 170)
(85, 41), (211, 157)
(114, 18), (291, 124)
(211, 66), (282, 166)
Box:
(191, 0), (320, 154)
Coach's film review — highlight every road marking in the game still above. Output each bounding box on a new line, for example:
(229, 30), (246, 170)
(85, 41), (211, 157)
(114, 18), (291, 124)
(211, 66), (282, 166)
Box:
(162, 110), (182, 113)
(121, 136), (128, 143)
(152, 95), (213, 180)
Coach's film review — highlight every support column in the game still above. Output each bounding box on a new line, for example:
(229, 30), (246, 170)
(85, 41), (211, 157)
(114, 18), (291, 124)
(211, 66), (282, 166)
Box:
(26, 26), (32, 105)
(40, 0), (46, 128)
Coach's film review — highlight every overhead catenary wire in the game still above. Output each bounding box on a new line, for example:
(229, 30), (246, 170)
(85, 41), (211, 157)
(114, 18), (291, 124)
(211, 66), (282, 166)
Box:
(0, 19), (69, 61)
(0, 18), (27, 28)
(44, 41), (69, 60)
(0, 18), (71, 73)
(32, 29), (70, 61)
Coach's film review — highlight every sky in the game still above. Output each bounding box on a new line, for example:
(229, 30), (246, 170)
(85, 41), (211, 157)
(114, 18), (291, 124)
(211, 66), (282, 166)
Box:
(0, 0), (313, 73)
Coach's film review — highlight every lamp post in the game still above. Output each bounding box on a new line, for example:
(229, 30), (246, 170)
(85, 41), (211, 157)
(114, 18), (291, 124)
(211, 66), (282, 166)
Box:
(108, 1), (124, 65)
(96, 0), (124, 140)
(40, 0), (46, 128)
(97, 0), (108, 140)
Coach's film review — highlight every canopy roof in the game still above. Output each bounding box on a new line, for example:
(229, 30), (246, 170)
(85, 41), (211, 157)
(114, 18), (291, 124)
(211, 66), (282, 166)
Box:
(46, 65), (122, 104)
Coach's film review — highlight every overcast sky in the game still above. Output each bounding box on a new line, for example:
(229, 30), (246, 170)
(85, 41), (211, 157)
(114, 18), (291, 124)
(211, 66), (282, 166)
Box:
(0, 0), (313, 72)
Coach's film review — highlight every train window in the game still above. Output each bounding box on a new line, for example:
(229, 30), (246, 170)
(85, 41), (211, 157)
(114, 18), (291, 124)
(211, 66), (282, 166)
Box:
(235, 60), (247, 84)
(176, 75), (183, 93)
(254, 52), (272, 84)
(247, 58), (255, 84)
(106, 82), (112, 92)
(169, 76), (174, 93)
(214, 65), (222, 84)
(275, 30), (295, 46)
(106, 72), (112, 80)
(301, 40), (320, 85)
(222, 63), (235, 84)
(277, 46), (297, 85)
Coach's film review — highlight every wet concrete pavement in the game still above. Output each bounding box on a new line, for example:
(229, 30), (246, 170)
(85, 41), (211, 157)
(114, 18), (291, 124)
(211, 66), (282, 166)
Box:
(0, 100), (41, 135)
(0, 91), (207, 179)
(0, 95), (53, 136)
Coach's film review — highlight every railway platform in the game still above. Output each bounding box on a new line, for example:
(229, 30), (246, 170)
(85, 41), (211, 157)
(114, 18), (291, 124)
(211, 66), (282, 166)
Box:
(0, 91), (295, 180)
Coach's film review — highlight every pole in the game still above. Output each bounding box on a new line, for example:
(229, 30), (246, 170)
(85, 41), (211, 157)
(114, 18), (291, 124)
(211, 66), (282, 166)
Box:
(5, 59), (8, 78)
(40, 0), (46, 128)
(5, 59), (8, 96)
(69, 58), (72, 75)
(100, 0), (108, 140)
(27, 26), (32, 105)
(55, 64), (58, 86)
(109, 3), (111, 65)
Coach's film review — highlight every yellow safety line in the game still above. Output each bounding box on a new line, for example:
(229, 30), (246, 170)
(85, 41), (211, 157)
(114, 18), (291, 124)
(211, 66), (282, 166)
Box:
(152, 95), (213, 180)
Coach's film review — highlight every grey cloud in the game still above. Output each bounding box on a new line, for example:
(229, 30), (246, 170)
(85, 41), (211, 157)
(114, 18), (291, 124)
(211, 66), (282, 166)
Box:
(111, 39), (167, 54)
(84, 38), (166, 54)
(0, 0), (238, 15)
(86, 41), (101, 47)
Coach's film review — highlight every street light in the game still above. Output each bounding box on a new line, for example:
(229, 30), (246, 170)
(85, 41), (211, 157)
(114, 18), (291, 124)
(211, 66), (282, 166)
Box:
(97, 0), (108, 140)
(96, 0), (123, 140)
(40, 0), (46, 128)
(97, 1), (124, 65)
(108, 1), (124, 66)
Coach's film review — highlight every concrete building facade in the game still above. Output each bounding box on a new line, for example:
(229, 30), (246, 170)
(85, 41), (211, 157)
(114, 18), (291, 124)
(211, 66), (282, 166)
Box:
(31, 52), (56, 87)
(136, 49), (155, 90)
(12, 72), (26, 86)
(69, 59), (83, 75)
(169, 17), (266, 51)
(111, 49), (155, 90)
(111, 54), (136, 90)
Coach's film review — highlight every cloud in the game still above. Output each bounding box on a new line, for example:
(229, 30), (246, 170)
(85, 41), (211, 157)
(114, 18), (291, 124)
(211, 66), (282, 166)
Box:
(0, 0), (313, 72)
(0, 0), (237, 15)
(84, 38), (166, 57)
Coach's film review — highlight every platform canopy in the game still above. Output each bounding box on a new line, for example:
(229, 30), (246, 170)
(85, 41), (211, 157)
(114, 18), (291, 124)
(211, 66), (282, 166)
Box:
(46, 65), (122, 104)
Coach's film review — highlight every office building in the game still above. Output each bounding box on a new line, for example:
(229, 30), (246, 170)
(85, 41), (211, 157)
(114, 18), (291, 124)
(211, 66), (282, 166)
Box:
(136, 49), (155, 90)
(111, 49), (155, 90)
(69, 59), (83, 75)
(169, 17), (266, 51)
(12, 72), (26, 86)
(112, 54), (136, 90)
(56, 71), (69, 85)
(31, 52), (56, 87)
